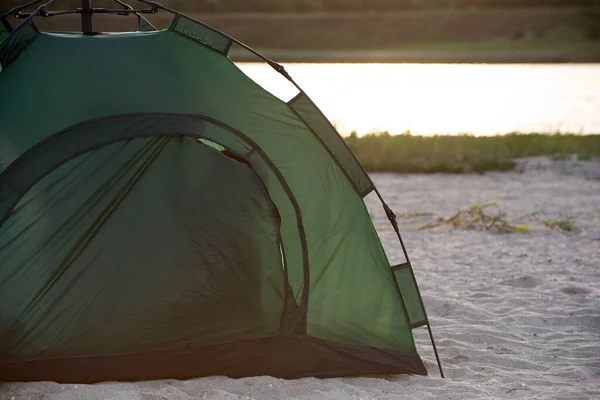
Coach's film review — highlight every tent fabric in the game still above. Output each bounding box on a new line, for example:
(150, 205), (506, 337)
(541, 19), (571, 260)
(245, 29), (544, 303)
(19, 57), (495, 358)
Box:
(0, 12), (432, 382)
(288, 93), (374, 196)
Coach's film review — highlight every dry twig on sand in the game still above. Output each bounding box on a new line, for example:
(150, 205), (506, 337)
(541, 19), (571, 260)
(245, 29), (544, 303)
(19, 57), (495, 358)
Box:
(407, 202), (579, 234)
(412, 202), (521, 233)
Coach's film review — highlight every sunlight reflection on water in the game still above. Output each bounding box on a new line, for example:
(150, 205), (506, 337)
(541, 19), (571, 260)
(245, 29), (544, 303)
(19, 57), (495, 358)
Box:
(238, 63), (600, 136)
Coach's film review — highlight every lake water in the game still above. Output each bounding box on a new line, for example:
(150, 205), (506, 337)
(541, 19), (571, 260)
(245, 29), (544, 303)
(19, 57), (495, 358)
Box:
(238, 63), (600, 136)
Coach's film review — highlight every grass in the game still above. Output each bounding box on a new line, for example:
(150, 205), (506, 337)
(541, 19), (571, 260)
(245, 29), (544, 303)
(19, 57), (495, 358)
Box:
(344, 132), (600, 174)
(542, 218), (580, 233)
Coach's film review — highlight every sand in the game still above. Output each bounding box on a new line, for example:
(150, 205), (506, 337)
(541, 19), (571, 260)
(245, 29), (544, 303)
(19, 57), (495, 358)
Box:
(1, 157), (599, 400)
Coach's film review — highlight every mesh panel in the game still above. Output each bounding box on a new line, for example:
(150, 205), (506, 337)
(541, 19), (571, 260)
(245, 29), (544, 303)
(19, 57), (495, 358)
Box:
(138, 17), (156, 32)
(393, 264), (427, 327)
(0, 137), (285, 361)
(170, 14), (231, 55)
(197, 138), (225, 152)
(0, 20), (39, 68)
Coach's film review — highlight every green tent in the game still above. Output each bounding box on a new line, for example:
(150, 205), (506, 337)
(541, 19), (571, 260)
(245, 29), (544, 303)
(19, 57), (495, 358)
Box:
(0, 1), (443, 383)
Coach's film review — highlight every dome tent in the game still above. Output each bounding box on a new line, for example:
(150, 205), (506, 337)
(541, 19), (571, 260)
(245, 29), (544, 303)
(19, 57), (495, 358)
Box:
(0, 0), (443, 383)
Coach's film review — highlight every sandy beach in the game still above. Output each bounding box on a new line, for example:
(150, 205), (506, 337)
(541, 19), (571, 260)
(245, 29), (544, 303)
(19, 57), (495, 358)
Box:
(1, 157), (599, 400)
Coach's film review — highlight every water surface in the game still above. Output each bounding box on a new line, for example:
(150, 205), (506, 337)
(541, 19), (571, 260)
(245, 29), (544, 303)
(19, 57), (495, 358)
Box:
(239, 63), (600, 136)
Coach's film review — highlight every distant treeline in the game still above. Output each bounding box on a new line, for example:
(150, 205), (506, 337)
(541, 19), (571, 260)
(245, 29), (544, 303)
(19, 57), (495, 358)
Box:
(2, 0), (600, 13)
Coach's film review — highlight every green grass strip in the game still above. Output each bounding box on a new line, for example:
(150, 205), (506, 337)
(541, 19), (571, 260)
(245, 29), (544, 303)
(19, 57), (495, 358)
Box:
(344, 132), (600, 174)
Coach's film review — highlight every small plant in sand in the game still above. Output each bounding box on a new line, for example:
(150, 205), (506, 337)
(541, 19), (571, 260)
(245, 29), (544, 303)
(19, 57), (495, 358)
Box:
(541, 217), (580, 233)
(407, 202), (579, 234)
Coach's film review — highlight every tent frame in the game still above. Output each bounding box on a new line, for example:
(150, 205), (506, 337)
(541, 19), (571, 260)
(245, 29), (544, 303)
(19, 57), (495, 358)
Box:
(0, 0), (444, 378)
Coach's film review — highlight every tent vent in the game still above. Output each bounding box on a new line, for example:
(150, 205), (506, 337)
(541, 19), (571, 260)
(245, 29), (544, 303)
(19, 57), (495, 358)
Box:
(0, 20), (39, 68)
(139, 17), (156, 32)
(170, 14), (232, 55)
(392, 262), (428, 328)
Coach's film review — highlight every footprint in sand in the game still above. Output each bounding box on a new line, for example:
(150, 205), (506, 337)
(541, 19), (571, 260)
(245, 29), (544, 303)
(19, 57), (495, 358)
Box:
(560, 286), (592, 295)
(500, 276), (542, 288)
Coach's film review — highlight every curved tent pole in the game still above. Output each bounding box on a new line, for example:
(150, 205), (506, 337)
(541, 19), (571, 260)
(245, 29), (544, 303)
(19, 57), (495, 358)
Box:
(113, 0), (156, 31)
(4, 1), (160, 27)
(0, 0), (55, 48)
(1, 0), (48, 31)
(1, 0), (46, 17)
(1, 0), (46, 20)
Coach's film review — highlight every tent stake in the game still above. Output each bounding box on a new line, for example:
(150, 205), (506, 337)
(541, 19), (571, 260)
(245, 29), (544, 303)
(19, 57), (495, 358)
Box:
(427, 323), (445, 378)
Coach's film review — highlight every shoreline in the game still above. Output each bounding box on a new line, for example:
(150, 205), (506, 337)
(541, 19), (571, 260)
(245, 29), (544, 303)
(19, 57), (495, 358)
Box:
(228, 48), (600, 64)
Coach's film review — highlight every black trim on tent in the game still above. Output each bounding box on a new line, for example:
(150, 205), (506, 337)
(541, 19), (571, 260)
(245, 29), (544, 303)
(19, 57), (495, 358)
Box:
(0, 334), (427, 383)
(0, 113), (311, 334)
(238, 147), (300, 334)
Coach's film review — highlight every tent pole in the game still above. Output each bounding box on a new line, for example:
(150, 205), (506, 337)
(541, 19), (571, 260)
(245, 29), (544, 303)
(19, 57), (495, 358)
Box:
(81, 0), (93, 34)
(113, 0), (156, 31)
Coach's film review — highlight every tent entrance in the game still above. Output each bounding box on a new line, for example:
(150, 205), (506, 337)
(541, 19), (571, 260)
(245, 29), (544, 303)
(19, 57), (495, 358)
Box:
(0, 135), (290, 363)
(0, 114), (311, 333)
